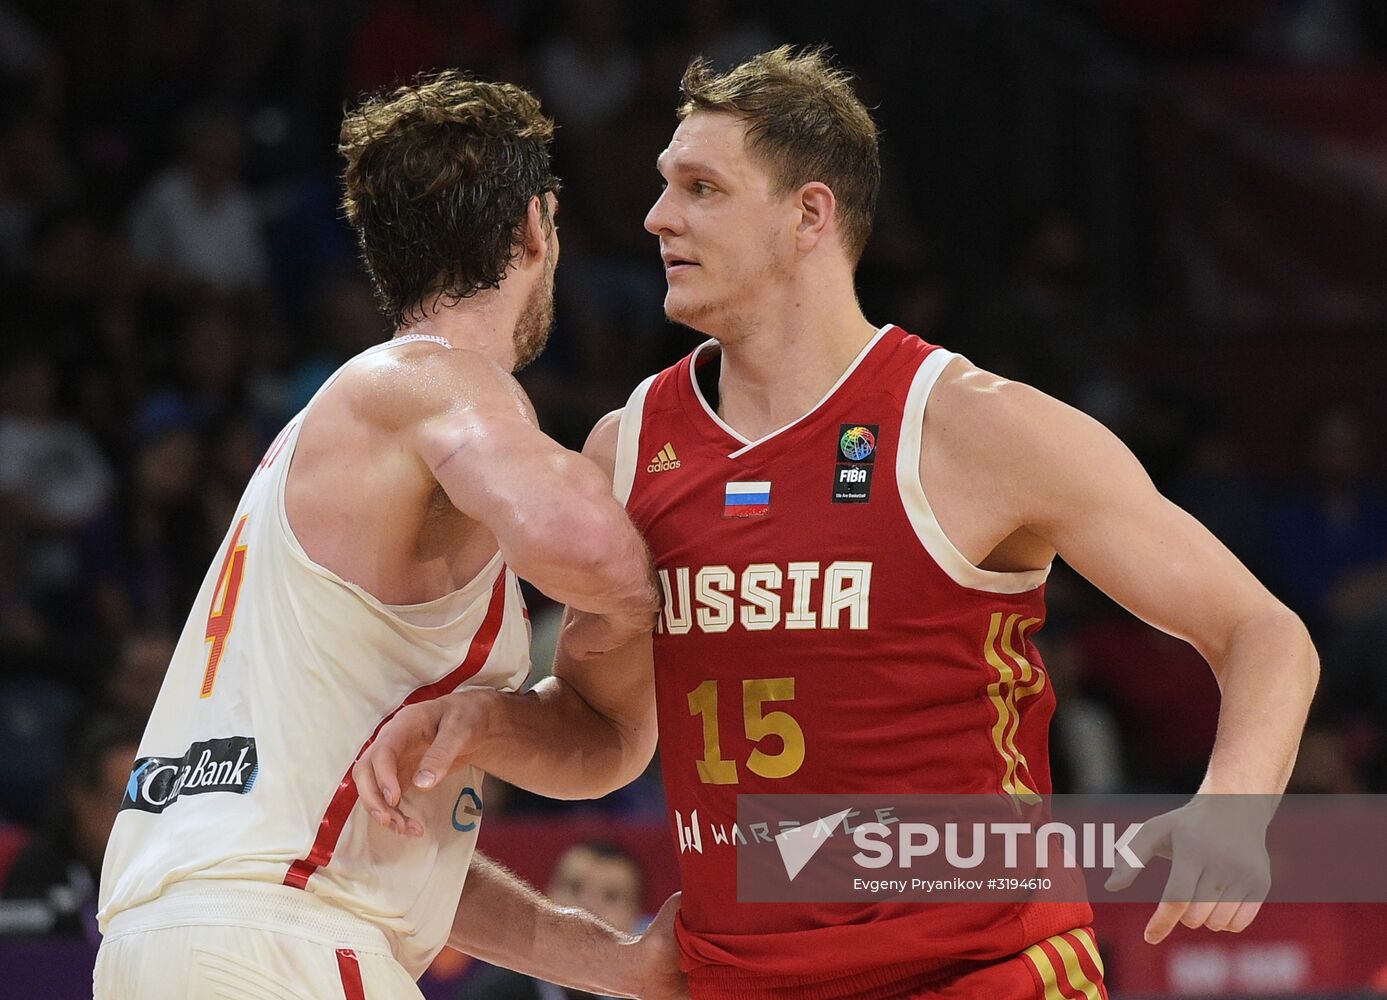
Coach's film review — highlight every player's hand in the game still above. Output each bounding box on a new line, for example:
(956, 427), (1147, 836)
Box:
(1105, 796), (1274, 943)
(352, 689), (494, 837)
(560, 607), (657, 660)
(630, 892), (690, 1000)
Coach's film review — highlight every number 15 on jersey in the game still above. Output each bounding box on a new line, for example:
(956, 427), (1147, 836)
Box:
(688, 677), (805, 784)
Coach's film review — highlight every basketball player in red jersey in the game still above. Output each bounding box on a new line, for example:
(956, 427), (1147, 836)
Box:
(357, 49), (1318, 999)
(95, 73), (686, 1000)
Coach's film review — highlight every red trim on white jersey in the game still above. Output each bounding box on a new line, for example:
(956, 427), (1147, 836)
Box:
(284, 570), (509, 890)
(336, 948), (367, 1000)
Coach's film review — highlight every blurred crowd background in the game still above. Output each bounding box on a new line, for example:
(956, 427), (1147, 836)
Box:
(0, 0), (1385, 996)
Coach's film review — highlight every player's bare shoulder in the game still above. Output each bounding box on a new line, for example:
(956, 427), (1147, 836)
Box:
(341, 341), (535, 436)
(926, 357), (1045, 442)
(924, 355), (1154, 527)
(584, 409), (623, 482)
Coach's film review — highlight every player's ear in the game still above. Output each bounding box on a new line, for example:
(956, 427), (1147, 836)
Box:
(795, 181), (836, 254)
(520, 195), (547, 263)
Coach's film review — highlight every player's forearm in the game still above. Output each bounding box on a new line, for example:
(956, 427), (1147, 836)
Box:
(470, 670), (654, 799)
(450, 853), (646, 997)
(1198, 607), (1319, 796)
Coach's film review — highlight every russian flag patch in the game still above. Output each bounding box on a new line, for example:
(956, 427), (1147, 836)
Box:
(724, 481), (771, 518)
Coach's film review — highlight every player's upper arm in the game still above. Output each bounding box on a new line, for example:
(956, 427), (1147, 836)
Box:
(375, 349), (639, 609)
(953, 371), (1291, 665)
(393, 349), (608, 515)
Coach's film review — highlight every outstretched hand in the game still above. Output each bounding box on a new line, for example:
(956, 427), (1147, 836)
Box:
(1106, 797), (1274, 943)
(353, 689), (493, 837)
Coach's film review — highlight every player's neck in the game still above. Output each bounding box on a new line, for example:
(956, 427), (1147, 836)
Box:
(393, 291), (520, 370)
(712, 290), (878, 440)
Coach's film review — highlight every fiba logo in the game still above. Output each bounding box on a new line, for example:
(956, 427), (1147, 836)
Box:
(839, 426), (876, 462)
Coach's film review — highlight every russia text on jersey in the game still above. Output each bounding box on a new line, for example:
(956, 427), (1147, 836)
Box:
(656, 561), (872, 634)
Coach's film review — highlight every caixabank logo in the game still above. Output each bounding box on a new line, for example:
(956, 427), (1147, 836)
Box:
(121, 736), (259, 814)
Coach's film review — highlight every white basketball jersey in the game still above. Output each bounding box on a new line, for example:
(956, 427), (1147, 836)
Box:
(98, 338), (532, 977)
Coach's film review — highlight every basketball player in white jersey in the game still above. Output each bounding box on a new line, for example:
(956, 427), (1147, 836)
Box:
(95, 73), (685, 1000)
(357, 46), (1320, 976)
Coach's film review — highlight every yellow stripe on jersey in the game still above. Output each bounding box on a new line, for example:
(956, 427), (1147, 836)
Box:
(1072, 927), (1106, 977)
(1021, 941), (1069, 1000)
(1001, 616), (1045, 798)
(1052, 934), (1102, 1000)
(984, 613), (1042, 801)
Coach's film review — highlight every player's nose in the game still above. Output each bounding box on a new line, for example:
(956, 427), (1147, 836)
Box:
(644, 187), (682, 237)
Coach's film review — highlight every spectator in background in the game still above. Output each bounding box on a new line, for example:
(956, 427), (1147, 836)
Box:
(1323, 598), (1387, 789)
(1101, 0), (1273, 53)
(980, 208), (1106, 404)
(1034, 569), (1129, 794)
(0, 4), (62, 118)
(284, 274), (388, 414)
(347, 0), (514, 96)
(681, 0), (777, 71)
(1244, 0), (1366, 63)
(126, 110), (268, 293)
(104, 632), (174, 724)
(463, 841), (647, 1000)
(0, 715), (142, 935)
(106, 409), (213, 631)
(0, 116), (76, 280)
(168, 301), (252, 429)
(201, 418), (268, 533)
(0, 350), (114, 643)
(1266, 406), (1387, 630)
(1285, 722), (1365, 793)
(1072, 616), (1223, 791)
(1169, 417), (1269, 577)
(536, 0), (639, 129)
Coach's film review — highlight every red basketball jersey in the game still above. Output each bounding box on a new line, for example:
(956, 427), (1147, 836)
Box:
(616, 326), (1091, 999)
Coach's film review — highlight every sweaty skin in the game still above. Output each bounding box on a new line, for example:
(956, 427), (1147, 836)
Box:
(286, 342), (653, 619)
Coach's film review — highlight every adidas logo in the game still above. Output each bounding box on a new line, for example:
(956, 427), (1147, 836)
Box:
(646, 443), (682, 473)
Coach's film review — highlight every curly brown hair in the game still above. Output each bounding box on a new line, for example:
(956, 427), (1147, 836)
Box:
(679, 46), (879, 265)
(340, 71), (560, 328)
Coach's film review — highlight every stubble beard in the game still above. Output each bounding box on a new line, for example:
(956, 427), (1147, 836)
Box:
(665, 250), (781, 342)
(664, 269), (729, 338)
(511, 247), (556, 372)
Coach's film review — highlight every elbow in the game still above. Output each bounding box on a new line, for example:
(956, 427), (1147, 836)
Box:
(514, 503), (654, 608)
(1222, 603), (1320, 693)
(581, 728), (657, 800)
(1268, 604), (1319, 685)
(1289, 609), (1321, 692)
(560, 508), (635, 577)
